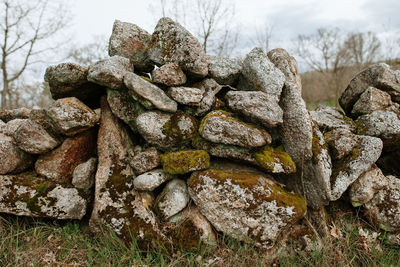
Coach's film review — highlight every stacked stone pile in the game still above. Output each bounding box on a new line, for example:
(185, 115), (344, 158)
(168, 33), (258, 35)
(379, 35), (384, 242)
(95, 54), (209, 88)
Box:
(0, 17), (400, 250)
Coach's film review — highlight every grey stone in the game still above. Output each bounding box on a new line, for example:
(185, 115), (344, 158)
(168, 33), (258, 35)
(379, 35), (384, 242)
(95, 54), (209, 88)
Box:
(325, 128), (360, 160)
(310, 106), (355, 133)
(108, 20), (153, 72)
(225, 91), (283, 128)
(199, 110), (271, 148)
(148, 17), (209, 78)
(134, 169), (172, 191)
(156, 179), (189, 220)
(87, 56), (133, 89)
(0, 134), (33, 174)
(0, 119), (29, 136)
(168, 86), (204, 106)
(130, 148), (160, 175)
(209, 56), (242, 86)
(351, 87), (399, 117)
(124, 72), (177, 112)
(151, 63), (187, 86)
(72, 157), (97, 190)
(0, 107), (31, 122)
(184, 78), (222, 116)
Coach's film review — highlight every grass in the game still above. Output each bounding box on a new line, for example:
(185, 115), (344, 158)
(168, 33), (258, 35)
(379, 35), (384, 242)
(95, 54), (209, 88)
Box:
(0, 200), (399, 266)
(306, 100), (338, 111)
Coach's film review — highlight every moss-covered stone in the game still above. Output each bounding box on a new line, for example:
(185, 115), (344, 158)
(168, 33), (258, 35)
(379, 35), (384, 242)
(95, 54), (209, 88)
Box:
(253, 145), (296, 174)
(160, 150), (210, 175)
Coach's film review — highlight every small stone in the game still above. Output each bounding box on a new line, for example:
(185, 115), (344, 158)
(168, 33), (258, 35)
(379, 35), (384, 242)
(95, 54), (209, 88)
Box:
(152, 63), (187, 86)
(209, 56), (242, 86)
(0, 119), (29, 136)
(0, 107), (31, 122)
(130, 148), (160, 175)
(149, 17), (209, 78)
(72, 157), (97, 190)
(87, 56), (133, 89)
(310, 106), (356, 133)
(199, 110), (271, 148)
(160, 150), (210, 175)
(351, 87), (399, 117)
(0, 134), (33, 174)
(47, 97), (99, 136)
(184, 79), (222, 116)
(325, 128), (360, 160)
(13, 119), (60, 154)
(124, 72), (177, 112)
(156, 179), (190, 220)
(28, 109), (61, 138)
(168, 86), (204, 106)
(253, 145), (296, 174)
(133, 169), (172, 191)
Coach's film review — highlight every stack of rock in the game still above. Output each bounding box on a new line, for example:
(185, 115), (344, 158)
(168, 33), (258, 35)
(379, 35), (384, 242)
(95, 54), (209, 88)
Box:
(0, 17), (399, 250)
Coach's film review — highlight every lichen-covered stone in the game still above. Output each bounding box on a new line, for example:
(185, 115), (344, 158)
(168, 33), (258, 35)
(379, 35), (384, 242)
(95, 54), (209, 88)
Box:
(156, 179), (190, 220)
(28, 109), (62, 139)
(124, 72), (177, 112)
(0, 134), (33, 174)
(351, 87), (399, 117)
(324, 128), (360, 160)
(310, 106), (356, 133)
(148, 17), (209, 78)
(225, 91), (283, 128)
(0, 118), (29, 136)
(136, 111), (196, 150)
(209, 56), (242, 86)
(13, 119), (60, 154)
(253, 145), (296, 174)
(349, 165), (388, 207)
(0, 107), (31, 122)
(72, 157), (97, 190)
(238, 48), (285, 98)
(130, 148), (160, 175)
(35, 129), (96, 184)
(267, 48), (313, 165)
(133, 169), (172, 191)
(199, 110), (271, 148)
(184, 79), (222, 116)
(0, 173), (87, 219)
(364, 175), (400, 232)
(108, 20), (153, 72)
(339, 63), (400, 114)
(151, 63), (187, 86)
(47, 97), (99, 136)
(160, 150), (210, 175)
(330, 135), (383, 201)
(187, 167), (307, 248)
(168, 86), (204, 106)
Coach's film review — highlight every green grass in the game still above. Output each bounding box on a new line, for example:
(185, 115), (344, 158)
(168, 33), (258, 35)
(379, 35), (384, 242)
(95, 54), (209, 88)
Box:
(306, 100), (338, 111)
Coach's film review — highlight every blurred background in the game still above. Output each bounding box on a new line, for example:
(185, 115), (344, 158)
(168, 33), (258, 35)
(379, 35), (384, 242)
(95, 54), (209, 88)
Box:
(1, 0), (399, 109)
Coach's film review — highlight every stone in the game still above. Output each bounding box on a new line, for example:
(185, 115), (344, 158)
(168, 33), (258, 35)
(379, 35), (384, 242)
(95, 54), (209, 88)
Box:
(351, 87), (399, 117)
(72, 157), (97, 190)
(108, 20), (153, 72)
(330, 135), (383, 201)
(156, 179), (190, 220)
(225, 91), (283, 128)
(167, 86), (204, 106)
(0, 134), (33, 174)
(47, 97), (99, 136)
(87, 56), (133, 89)
(13, 119), (60, 154)
(339, 63), (400, 114)
(0, 173), (87, 219)
(0, 107), (31, 122)
(199, 110), (271, 148)
(267, 48), (313, 165)
(35, 129), (96, 184)
(130, 148), (160, 175)
(148, 17), (209, 78)
(310, 106), (356, 133)
(349, 165), (388, 207)
(44, 62), (104, 108)
(253, 145), (296, 174)
(209, 56), (242, 86)
(365, 175), (400, 232)
(356, 110), (400, 151)
(187, 167), (307, 248)
(136, 111), (196, 150)
(28, 109), (61, 138)
(238, 48), (285, 98)
(89, 97), (164, 246)
(184, 79), (222, 116)
(160, 150), (210, 175)
(0, 119), (29, 136)
(133, 169), (172, 191)
(124, 72), (177, 112)
(151, 63), (187, 86)
(325, 128), (360, 160)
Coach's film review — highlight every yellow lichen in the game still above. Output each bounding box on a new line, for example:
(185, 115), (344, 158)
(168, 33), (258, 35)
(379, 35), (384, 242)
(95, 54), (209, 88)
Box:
(160, 150), (210, 175)
(253, 145), (296, 174)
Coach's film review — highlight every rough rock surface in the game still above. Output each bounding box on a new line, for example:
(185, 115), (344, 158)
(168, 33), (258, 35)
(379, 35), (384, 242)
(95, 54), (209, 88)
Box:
(156, 179), (189, 220)
(225, 91), (283, 128)
(0, 107), (31, 122)
(148, 17), (209, 78)
(325, 128), (360, 160)
(0, 134), (33, 174)
(168, 86), (204, 106)
(209, 56), (242, 86)
(130, 148), (160, 175)
(13, 119), (60, 154)
(188, 167), (307, 248)
(133, 170), (172, 191)
(0, 119), (29, 136)
(253, 145), (296, 174)
(199, 110), (271, 148)
(349, 165), (388, 207)
(47, 97), (99, 136)
(351, 87), (399, 116)
(35, 129), (96, 184)
(151, 63), (187, 86)
(310, 106), (355, 133)
(160, 150), (210, 174)
(124, 72), (177, 112)
(184, 79), (222, 116)
(0, 173), (87, 219)
(88, 56), (133, 89)
(108, 20), (153, 72)
(72, 157), (97, 190)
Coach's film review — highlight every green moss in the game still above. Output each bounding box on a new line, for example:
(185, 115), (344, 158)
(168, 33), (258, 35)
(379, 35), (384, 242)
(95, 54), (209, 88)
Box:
(253, 145), (296, 174)
(168, 219), (203, 252)
(160, 150), (210, 175)
(311, 130), (329, 164)
(162, 112), (197, 147)
(139, 75), (152, 83)
(330, 141), (362, 187)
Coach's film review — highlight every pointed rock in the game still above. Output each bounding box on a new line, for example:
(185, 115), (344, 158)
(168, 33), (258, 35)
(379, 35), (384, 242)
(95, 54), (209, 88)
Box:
(0, 134), (33, 175)
(351, 87), (399, 117)
(151, 63), (187, 86)
(72, 157), (97, 190)
(130, 148), (160, 175)
(184, 79), (222, 116)
(156, 179), (189, 220)
(209, 56), (242, 86)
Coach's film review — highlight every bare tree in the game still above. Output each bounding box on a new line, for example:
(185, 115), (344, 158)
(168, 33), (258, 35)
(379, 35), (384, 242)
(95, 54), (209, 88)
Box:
(68, 35), (108, 66)
(0, 0), (70, 109)
(253, 21), (274, 53)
